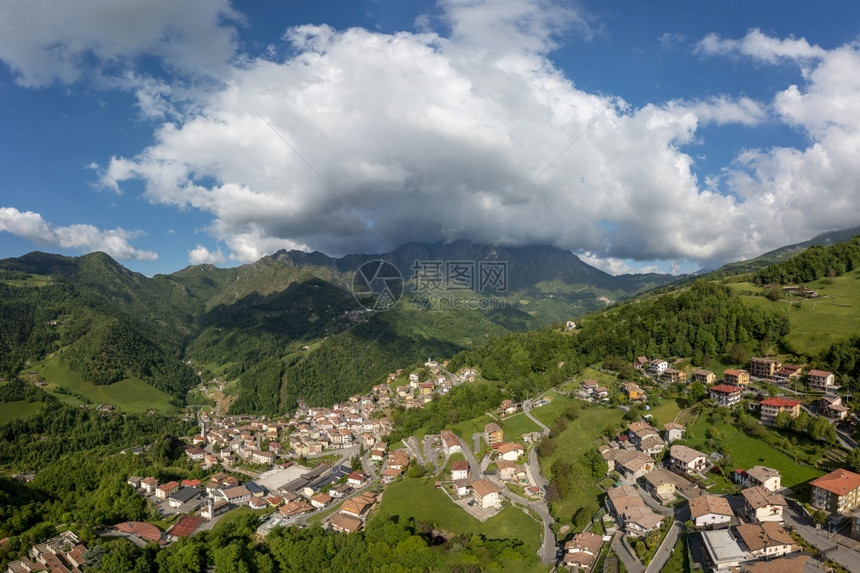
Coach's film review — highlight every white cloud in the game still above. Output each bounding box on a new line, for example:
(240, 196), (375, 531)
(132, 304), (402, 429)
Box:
(708, 35), (860, 254)
(97, 0), (772, 266)
(658, 32), (686, 50)
(696, 28), (826, 64)
(0, 207), (157, 260)
(10, 1), (856, 271)
(0, 0), (239, 87)
(188, 244), (227, 265)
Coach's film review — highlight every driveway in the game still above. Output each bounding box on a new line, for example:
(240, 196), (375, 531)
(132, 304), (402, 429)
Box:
(522, 399), (551, 436)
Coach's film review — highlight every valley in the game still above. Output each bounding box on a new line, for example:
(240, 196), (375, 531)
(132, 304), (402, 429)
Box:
(1, 234), (860, 572)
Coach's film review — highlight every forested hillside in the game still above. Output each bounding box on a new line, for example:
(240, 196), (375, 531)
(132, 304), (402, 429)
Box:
(450, 280), (791, 390)
(755, 235), (860, 284)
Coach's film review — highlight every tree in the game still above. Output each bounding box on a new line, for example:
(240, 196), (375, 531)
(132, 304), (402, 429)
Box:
(728, 343), (748, 365)
(688, 382), (706, 403)
(813, 510), (829, 526)
(847, 448), (860, 473)
(809, 416), (837, 444)
(774, 410), (793, 430)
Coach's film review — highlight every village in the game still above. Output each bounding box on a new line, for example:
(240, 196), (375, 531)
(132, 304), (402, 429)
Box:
(8, 351), (860, 573)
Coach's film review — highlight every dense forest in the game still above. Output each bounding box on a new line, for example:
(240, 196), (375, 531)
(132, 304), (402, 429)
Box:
(755, 235), (860, 284)
(450, 280), (790, 388)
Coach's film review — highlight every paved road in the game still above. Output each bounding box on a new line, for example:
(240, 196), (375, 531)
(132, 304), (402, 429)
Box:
(784, 503), (860, 571)
(360, 449), (378, 480)
(493, 478), (557, 565)
(612, 533), (645, 573)
(645, 518), (680, 573)
(836, 428), (857, 449)
(458, 434), (483, 481)
(472, 432), (481, 455)
(423, 434), (438, 470)
(522, 399), (551, 436)
(407, 436), (425, 465)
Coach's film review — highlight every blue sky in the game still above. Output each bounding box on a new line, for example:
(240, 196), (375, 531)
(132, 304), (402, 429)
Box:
(1, 0), (859, 276)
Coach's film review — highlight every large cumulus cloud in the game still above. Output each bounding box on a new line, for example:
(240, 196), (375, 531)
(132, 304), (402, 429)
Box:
(97, 1), (772, 266)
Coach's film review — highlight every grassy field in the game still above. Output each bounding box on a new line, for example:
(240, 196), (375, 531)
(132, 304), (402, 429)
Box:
(450, 414), (492, 442)
(727, 270), (860, 355)
(683, 414), (823, 491)
(0, 400), (43, 423)
(379, 477), (543, 554)
(561, 367), (620, 393)
(529, 393), (579, 427)
(540, 406), (625, 522)
(34, 356), (178, 414)
(647, 398), (684, 427)
(500, 412), (541, 440)
(210, 506), (275, 531)
(0, 273), (53, 287)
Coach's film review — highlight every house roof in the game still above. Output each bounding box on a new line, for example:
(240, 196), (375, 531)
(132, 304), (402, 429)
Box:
(615, 450), (654, 472)
(484, 422), (503, 433)
(759, 397), (801, 408)
(689, 495), (734, 519)
(742, 486), (787, 509)
(710, 384), (743, 394)
(497, 442), (524, 454)
(663, 422), (685, 431)
(742, 555), (810, 573)
(723, 369), (747, 377)
(279, 500), (313, 517)
(639, 435), (666, 450)
(644, 468), (691, 489)
(471, 479), (500, 498)
(329, 513), (363, 532)
(745, 466), (780, 483)
(451, 460), (469, 472)
(169, 487), (202, 504)
(627, 421), (656, 434)
(810, 468), (860, 496)
(807, 369), (833, 378)
(564, 531), (603, 554)
(735, 522), (794, 552)
(670, 445), (706, 464)
(221, 485), (252, 499)
(606, 486), (663, 530)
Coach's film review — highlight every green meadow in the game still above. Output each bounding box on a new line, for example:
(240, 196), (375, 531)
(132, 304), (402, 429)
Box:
(34, 356), (178, 414)
(379, 477), (543, 554)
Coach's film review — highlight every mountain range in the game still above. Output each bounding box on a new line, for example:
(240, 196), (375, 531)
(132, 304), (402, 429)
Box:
(0, 230), (854, 413)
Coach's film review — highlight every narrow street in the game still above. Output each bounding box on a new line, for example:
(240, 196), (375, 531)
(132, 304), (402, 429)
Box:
(611, 533), (645, 573)
(457, 433), (483, 481)
(493, 479), (557, 565)
(783, 503), (860, 571)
